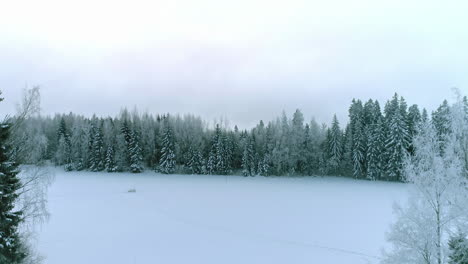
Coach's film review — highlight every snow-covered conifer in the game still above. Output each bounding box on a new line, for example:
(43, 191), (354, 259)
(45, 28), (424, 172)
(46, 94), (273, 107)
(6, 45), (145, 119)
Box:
(159, 120), (176, 174)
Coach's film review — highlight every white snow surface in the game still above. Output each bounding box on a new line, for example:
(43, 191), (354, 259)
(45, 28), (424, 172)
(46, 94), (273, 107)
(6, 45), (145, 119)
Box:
(37, 168), (407, 264)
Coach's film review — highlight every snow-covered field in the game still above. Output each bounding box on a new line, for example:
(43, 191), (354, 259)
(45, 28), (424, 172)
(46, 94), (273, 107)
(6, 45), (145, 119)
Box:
(37, 168), (407, 264)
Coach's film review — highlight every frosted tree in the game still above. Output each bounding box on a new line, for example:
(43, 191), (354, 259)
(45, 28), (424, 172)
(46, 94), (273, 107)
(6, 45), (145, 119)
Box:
(159, 120), (176, 174)
(129, 130), (143, 173)
(105, 145), (117, 172)
(88, 122), (105, 171)
(291, 109), (305, 172)
(206, 124), (231, 175)
(327, 114), (342, 174)
(366, 116), (384, 180)
(383, 121), (468, 264)
(206, 126), (220, 174)
(352, 118), (365, 178)
(432, 100), (452, 153)
(384, 95), (410, 181)
(114, 133), (128, 172)
(120, 119), (132, 165)
(449, 90), (468, 175)
(349, 99), (366, 178)
(448, 232), (468, 264)
(56, 136), (72, 171)
(55, 118), (72, 169)
(187, 147), (204, 174)
(70, 121), (89, 170)
(242, 134), (256, 176)
(302, 123), (314, 175)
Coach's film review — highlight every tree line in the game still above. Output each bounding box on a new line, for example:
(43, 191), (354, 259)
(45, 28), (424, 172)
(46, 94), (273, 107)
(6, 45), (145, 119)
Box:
(11, 93), (467, 181)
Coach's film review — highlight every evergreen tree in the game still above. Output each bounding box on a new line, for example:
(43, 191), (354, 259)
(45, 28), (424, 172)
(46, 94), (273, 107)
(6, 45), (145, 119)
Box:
(0, 95), (26, 263)
(159, 120), (176, 174)
(242, 134), (256, 176)
(120, 119), (132, 167)
(206, 124), (231, 175)
(302, 123), (314, 175)
(105, 145), (117, 172)
(384, 94), (410, 181)
(349, 99), (366, 178)
(432, 100), (452, 153)
(187, 147), (204, 174)
(70, 122), (88, 170)
(291, 109), (305, 173)
(55, 117), (72, 169)
(89, 122), (105, 171)
(327, 114), (342, 174)
(129, 130), (143, 173)
(407, 104), (422, 154)
(448, 232), (468, 264)
(366, 116), (384, 180)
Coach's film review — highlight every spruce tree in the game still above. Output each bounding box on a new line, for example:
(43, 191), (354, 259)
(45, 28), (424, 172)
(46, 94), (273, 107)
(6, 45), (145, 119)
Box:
(327, 114), (342, 174)
(349, 99), (366, 178)
(366, 116), (384, 180)
(242, 135), (256, 176)
(159, 121), (176, 174)
(448, 232), (468, 264)
(0, 95), (26, 263)
(187, 148), (204, 174)
(105, 145), (117, 172)
(432, 100), (452, 153)
(55, 117), (73, 170)
(384, 95), (410, 181)
(129, 130), (143, 173)
(90, 123), (105, 171)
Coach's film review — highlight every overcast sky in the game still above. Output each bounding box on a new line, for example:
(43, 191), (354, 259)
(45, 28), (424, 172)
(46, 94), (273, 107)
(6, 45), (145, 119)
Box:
(1, 0), (467, 128)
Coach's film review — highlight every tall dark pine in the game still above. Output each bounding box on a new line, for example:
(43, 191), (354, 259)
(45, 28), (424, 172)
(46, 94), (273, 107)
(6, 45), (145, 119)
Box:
(187, 147), (204, 174)
(432, 100), (452, 153)
(384, 95), (410, 181)
(327, 114), (342, 174)
(0, 95), (26, 263)
(159, 120), (176, 174)
(129, 130), (143, 173)
(242, 134), (256, 176)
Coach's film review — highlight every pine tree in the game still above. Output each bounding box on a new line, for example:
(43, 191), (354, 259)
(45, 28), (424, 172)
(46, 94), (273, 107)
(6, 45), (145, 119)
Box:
(0, 95), (26, 263)
(407, 104), (422, 154)
(327, 114), (342, 174)
(432, 100), (452, 153)
(187, 148), (204, 174)
(302, 123), (314, 175)
(129, 130), (143, 173)
(448, 232), (468, 264)
(384, 95), (410, 181)
(291, 109), (305, 173)
(120, 119), (132, 167)
(55, 117), (73, 170)
(349, 99), (366, 178)
(215, 131), (227, 174)
(89, 122), (105, 171)
(366, 116), (384, 180)
(206, 124), (231, 175)
(159, 121), (176, 174)
(242, 135), (256, 176)
(105, 145), (117, 172)
(70, 122), (88, 171)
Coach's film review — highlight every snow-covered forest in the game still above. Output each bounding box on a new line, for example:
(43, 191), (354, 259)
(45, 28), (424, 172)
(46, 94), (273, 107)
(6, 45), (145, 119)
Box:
(12, 93), (464, 182)
(2, 88), (468, 264)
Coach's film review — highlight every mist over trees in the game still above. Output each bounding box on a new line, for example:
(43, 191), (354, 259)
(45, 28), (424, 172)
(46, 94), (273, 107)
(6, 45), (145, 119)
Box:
(13, 92), (466, 181)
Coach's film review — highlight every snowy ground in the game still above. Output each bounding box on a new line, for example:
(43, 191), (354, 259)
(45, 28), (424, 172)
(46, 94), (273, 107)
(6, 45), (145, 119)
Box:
(36, 168), (407, 264)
